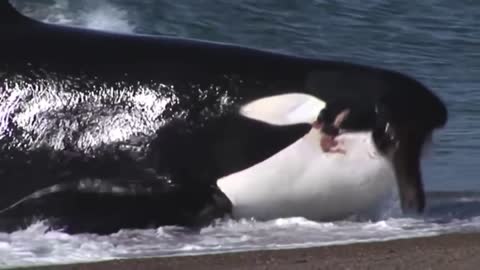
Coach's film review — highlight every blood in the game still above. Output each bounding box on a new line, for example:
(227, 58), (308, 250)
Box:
(312, 109), (350, 154)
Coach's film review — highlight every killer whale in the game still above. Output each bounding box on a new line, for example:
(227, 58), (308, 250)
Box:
(0, 1), (447, 234)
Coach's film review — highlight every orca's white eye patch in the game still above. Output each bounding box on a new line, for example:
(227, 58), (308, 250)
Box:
(240, 93), (326, 125)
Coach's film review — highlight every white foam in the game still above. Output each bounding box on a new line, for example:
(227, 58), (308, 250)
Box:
(1, 204), (480, 269)
(1, 79), (175, 152)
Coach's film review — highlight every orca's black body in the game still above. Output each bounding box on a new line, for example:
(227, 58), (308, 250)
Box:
(0, 1), (447, 234)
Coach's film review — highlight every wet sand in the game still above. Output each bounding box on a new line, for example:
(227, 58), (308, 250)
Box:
(28, 232), (480, 270)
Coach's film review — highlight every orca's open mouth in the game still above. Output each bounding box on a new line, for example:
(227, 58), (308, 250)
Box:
(371, 92), (447, 215)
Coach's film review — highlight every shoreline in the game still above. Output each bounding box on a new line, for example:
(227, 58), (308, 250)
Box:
(21, 232), (480, 270)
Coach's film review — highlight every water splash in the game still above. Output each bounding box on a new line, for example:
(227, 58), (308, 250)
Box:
(81, 1), (135, 33)
(0, 77), (175, 152)
(12, 0), (136, 33)
(1, 192), (480, 268)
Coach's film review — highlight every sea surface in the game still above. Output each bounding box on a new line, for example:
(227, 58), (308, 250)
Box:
(1, 0), (479, 268)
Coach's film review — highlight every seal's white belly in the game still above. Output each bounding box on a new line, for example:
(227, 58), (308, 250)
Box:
(217, 129), (396, 221)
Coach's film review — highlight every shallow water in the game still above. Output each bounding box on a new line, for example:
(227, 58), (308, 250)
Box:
(2, 0), (480, 268)
(2, 192), (480, 268)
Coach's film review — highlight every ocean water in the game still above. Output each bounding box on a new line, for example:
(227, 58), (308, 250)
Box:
(1, 0), (479, 268)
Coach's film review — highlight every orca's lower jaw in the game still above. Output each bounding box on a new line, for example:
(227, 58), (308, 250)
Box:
(393, 129), (429, 214)
(372, 121), (434, 215)
(370, 79), (448, 215)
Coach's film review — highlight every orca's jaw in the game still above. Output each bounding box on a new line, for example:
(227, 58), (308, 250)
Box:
(391, 125), (434, 214)
(372, 102), (444, 215)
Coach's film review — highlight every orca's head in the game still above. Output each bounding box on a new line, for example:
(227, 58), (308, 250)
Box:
(306, 67), (448, 215)
(370, 78), (447, 215)
(243, 67), (447, 215)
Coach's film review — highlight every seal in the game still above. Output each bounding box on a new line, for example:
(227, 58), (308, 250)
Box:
(0, 1), (447, 234)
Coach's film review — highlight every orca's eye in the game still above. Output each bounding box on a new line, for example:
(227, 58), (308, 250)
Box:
(384, 122), (396, 142)
(373, 103), (399, 153)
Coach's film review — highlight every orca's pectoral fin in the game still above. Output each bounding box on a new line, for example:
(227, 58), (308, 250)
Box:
(189, 185), (232, 228)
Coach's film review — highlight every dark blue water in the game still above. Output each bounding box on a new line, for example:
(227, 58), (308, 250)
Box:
(14, 0), (479, 192)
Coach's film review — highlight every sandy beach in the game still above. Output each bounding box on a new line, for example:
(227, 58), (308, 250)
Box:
(27, 232), (480, 270)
